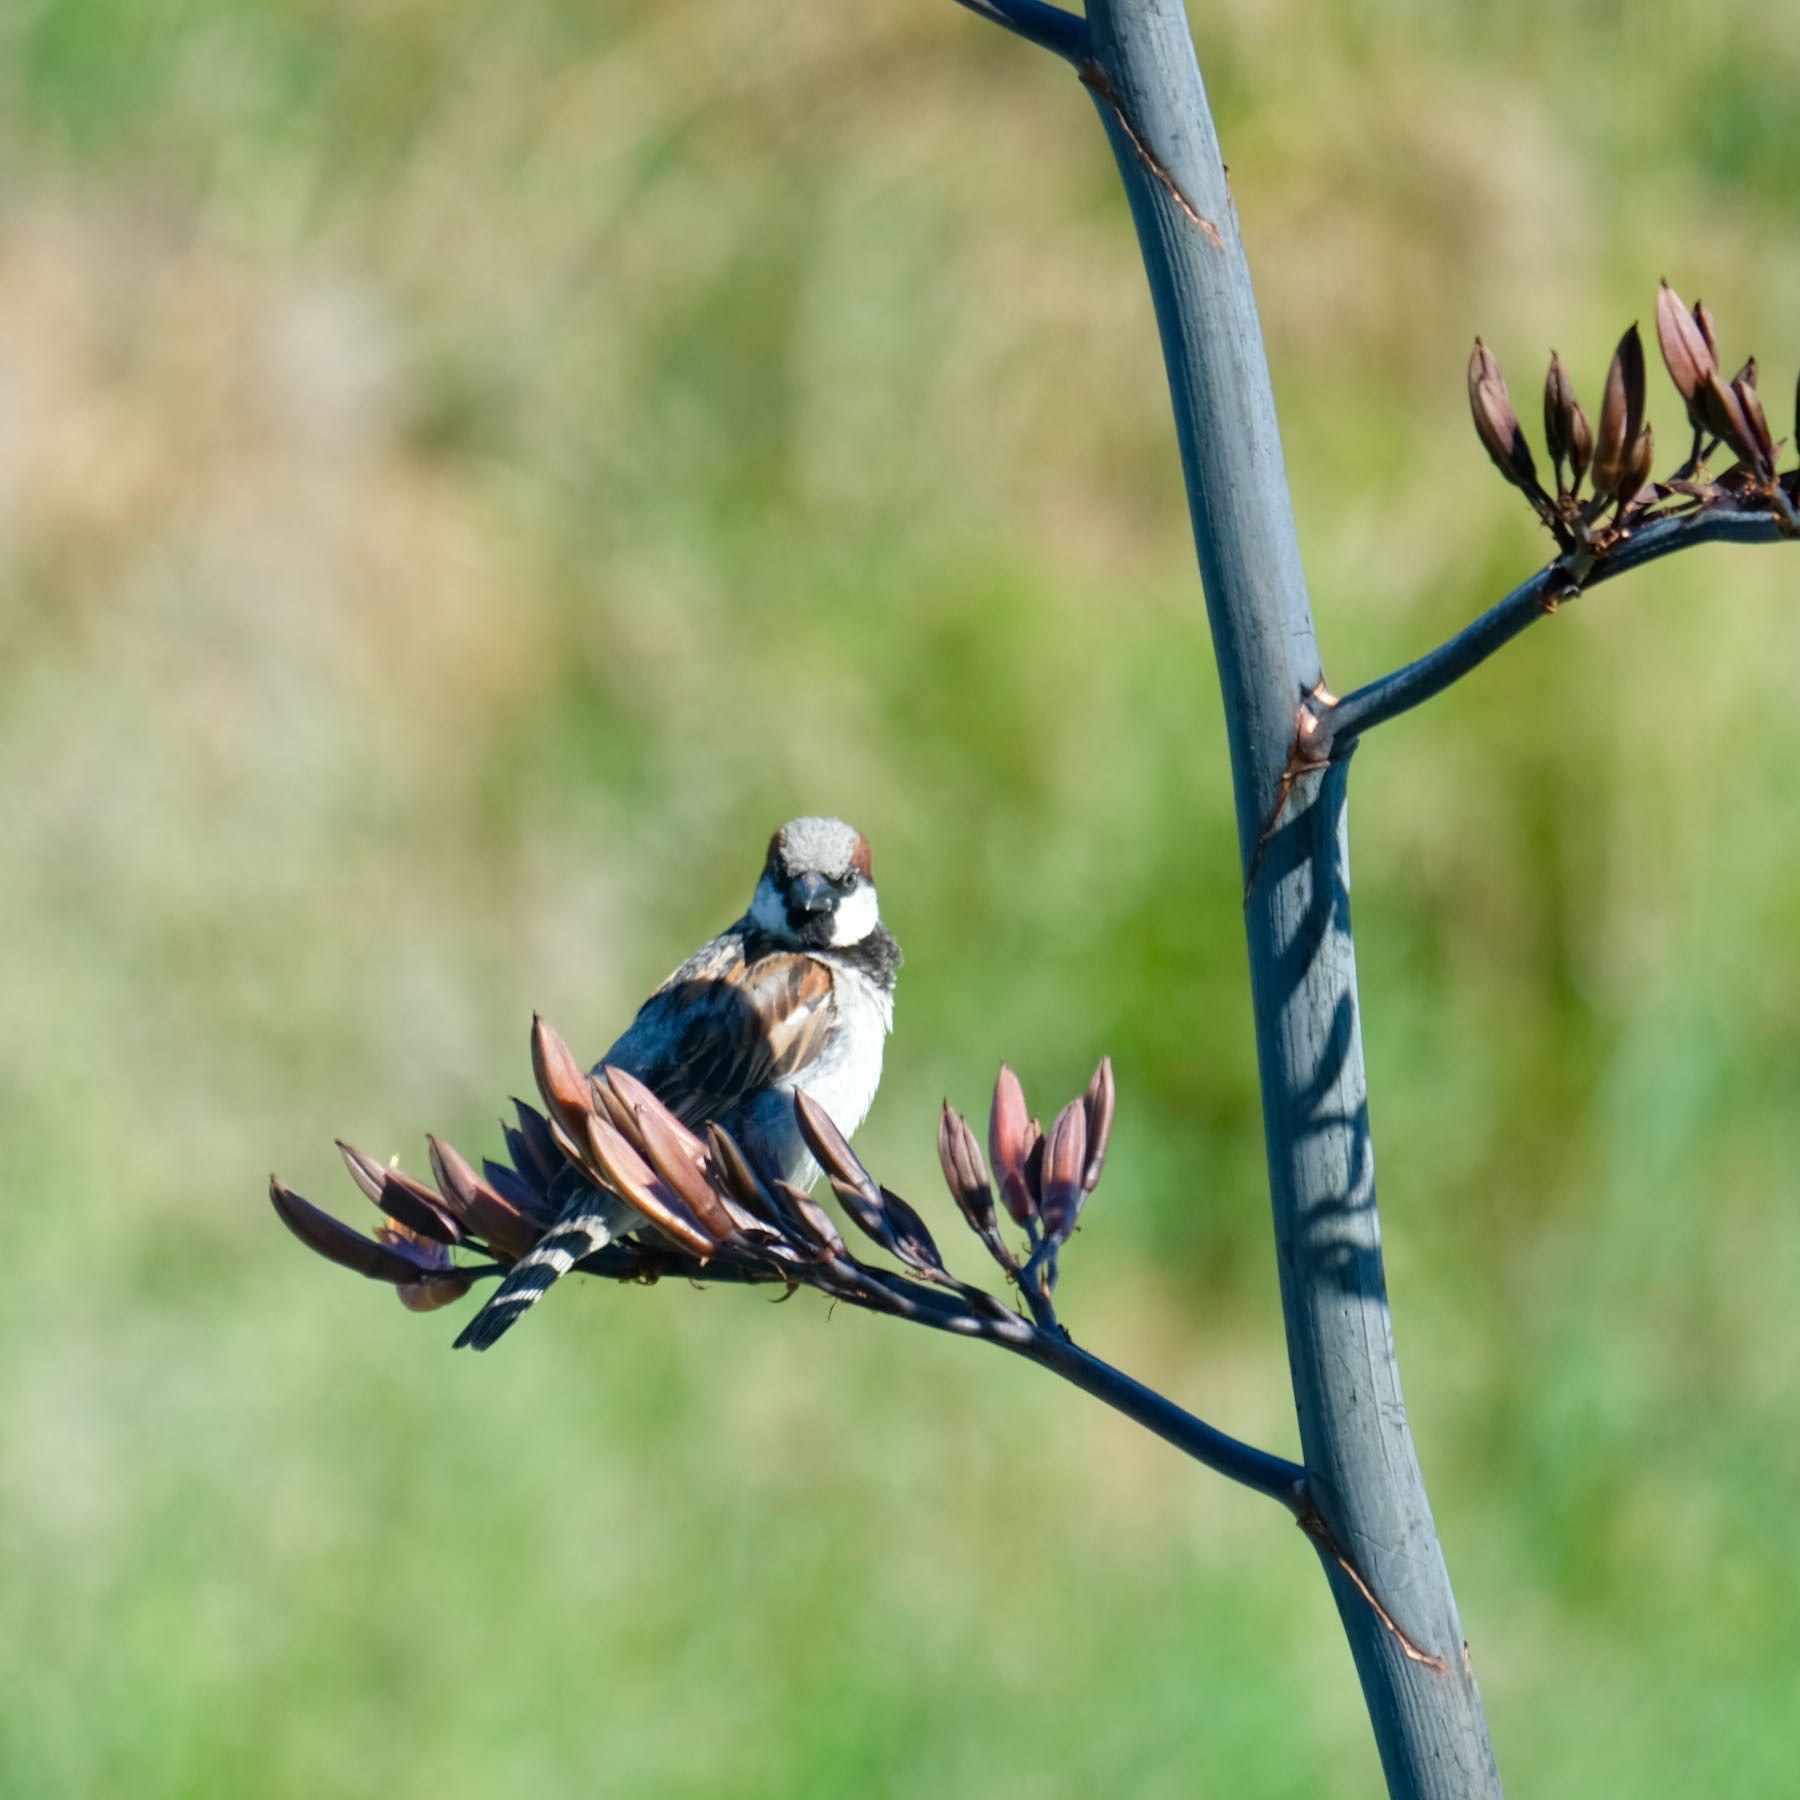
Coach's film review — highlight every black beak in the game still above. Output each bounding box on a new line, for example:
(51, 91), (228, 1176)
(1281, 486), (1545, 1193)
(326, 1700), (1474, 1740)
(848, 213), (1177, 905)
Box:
(790, 872), (835, 915)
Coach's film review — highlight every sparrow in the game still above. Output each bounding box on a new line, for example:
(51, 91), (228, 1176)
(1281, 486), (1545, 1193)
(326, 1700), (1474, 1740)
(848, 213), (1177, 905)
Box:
(454, 816), (900, 1351)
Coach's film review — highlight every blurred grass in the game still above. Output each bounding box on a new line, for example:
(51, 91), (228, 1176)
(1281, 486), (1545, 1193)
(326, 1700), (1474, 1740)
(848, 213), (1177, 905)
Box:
(3, 0), (1800, 1793)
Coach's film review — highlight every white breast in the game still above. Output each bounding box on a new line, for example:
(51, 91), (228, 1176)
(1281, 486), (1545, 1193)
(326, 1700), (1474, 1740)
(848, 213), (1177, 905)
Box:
(740, 959), (892, 1190)
(784, 962), (891, 1135)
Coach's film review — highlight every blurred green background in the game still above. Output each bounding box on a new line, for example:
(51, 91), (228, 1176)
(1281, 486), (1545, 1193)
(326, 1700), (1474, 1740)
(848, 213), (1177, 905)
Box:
(4, 1), (1799, 1794)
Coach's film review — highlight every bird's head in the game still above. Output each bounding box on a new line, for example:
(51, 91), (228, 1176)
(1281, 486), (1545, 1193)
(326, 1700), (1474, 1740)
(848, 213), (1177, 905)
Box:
(750, 816), (880, 950)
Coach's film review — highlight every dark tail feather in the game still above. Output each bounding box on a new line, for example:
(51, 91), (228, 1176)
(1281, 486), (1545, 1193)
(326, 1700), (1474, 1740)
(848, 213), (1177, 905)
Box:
(454, 1206), (616, 1351)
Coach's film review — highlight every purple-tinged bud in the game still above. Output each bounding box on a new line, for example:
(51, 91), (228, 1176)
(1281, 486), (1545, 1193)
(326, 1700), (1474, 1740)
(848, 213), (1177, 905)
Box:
(1655, 281), (1716, 433)
(793, 1090), (899, 1256)
(793, 1090), (878, 1203)
(938, 1104), (998, 1235)
(1038, 1099), (1089, 1244)
(508, 1099), (562, 1183)
(1081, 1056), (1115, 1194)
(1702, 367), (1762, 473)
(583, 1112), (718, 1258)
(345, 1149), (462, 1247)
(1543, 352), (1587, 492)
(335, 1140), (390, 1205)
(1593, 325), (1647, 501)
(428, 1134), (534, 1252)
(269, 1177), (441, 1285)
(774, 1180), (847, 1257)
(939, 1102), (1019, 1274)
(532, 1015), (595, 1145)
(589, 1070), (638, 1140)
(603, 1064), (708, 1162)
(631, 1096), (739, 1244)
(988, 1064), (1038, 1226)
(1735, 378), (1774, 477)
(1468, 339), (1541, 495)
(1620, 424), (1655, 508)
(1693, 299), (1720, 366)
(877, 1186), (948, 1276)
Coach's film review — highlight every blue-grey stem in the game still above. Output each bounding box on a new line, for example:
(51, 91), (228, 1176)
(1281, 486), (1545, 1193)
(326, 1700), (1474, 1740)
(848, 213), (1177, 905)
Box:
(949, 0), (1088, 62)
(1069, 2), (1502, 1791)
(1328, 508), (1793, 747)
(825, 1256), (1310, 1505)
(1010, 1324), (1307, 1506)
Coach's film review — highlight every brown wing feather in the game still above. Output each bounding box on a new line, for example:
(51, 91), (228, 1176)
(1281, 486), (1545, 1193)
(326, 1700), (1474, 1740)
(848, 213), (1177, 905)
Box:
(646, 951), (838, 1132)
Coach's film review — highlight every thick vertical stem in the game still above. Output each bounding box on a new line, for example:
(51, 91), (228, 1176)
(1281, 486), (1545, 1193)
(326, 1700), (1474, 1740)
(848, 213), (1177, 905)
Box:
(1079, 2), (1501, 1791)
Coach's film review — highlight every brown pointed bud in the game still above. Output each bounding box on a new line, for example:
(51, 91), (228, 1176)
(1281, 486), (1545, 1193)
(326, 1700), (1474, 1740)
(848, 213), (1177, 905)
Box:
(602, 1065), (707, 1162)
(938, 1105), (997, 1235)
(822, 1168), (892, 1255)
(1022, 1120), (1044, 1204)
(500, 1122), (538, 1186)
(988, 1065), (1037, 1226)
(1081, 1056), (1115, 1193)
(335, 1140), (391, 1206)
(270, 1177), (437, 1284)
(333, 1152), (460, 1252)
(1544, 353), (1575, 490)
(938, 1103), (1019, 1274)
(1655, 281), (1716, 430)
(1620, 423), (1655, 507)
(1566, 397), (1594, 490)
(1038, 1099), (1089, 1244)
(792, 1090), (894, 1252)
(426, 1136), (510, 1247)
(702, 1123), (791, 1243)
(531, 1015), (594, 1144)
(372, 1160), (463, 1245)
(705, 1122), (773, 1214)
(546, 1114), (590, 1179)
(588, 1070), (637, 1139)
(773, 1180), (847, 1257)
(630, 1097), (739, 1243)
(454, 1161), (544, 1261)
(876, 1185), (948, 1276)
(1467, 336), (1502, 408)
(1702, 366), (1761, 470)
(507, 1099), (562, 1183)
(1593, 325), (1647, 500)
(1468, 339), (1540, 494)
(582, 1112), (718, 1258)
(1605, 327), (1648, 500)
(1734, 376), (1774, 474)
(479, 1155), (556, 1226)
(1732, 355), (1758, 391)
(1693, 299), (1719, 365)
(793, 1090), (876, 1199)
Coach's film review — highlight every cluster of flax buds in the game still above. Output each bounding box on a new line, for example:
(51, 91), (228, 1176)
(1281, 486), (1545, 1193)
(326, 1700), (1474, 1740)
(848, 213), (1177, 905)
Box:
(270, 1016), (1116, 1344)
(1467, 282), (1800, 558)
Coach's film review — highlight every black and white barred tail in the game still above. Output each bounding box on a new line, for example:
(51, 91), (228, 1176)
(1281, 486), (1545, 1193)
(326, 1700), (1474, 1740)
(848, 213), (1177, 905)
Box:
(453, 1201), (619, 1351)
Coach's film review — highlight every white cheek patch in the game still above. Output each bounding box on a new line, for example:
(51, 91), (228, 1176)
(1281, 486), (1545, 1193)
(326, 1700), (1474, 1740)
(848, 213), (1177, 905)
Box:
(749, 874), (788, 936)
(830, 882), (880, 946)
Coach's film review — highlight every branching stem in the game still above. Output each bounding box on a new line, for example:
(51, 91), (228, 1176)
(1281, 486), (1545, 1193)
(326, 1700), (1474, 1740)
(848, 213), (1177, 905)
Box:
(1324, 508), (1794, 752)
(1009, 1323), (1306, 1505)
(949, 0), (1088, 63)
